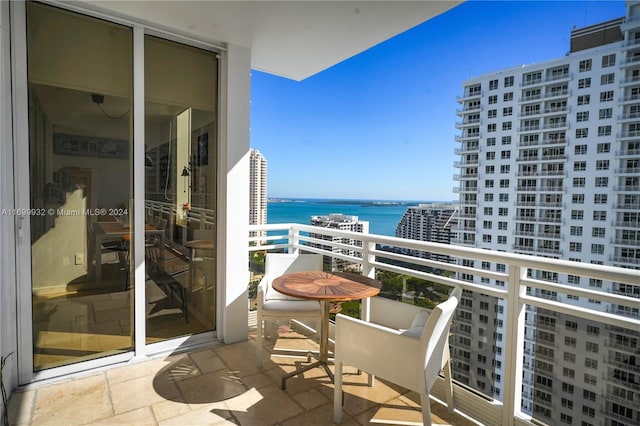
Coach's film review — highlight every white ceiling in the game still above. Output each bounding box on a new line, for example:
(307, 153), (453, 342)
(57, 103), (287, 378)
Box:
(83, 1), (462, 81)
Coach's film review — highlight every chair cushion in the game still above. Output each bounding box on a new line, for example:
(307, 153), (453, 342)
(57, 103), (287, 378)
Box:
(410, 309), (429, 328)
(400, 309), (430, 338)
(401, 326), (424, 338)
(266, 280), (305, 301)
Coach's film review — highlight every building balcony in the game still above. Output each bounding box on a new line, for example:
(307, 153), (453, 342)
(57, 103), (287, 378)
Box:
(519, 106), (570, 118)
(614, 185), (640, 192)
(453, 173), (479, 180)
(452, 159), (479, 168)
(610, 255), (640, 265)
(541, 89), (570, 100)
(453, 146), (480, 155)
(619, 93), (640, 103)
(620, 74), (640, 85)
(518, 94), (543, 104)
(455, 105), (482, 116)
(455, 118), (481, 128)
(456, 91), (483, 102)
(616, 167), (640, 174)
(454, 133), (481, 142)
(6, 222), (639, 426)
(618, 111), (640, 121)
(620, 55), (640, 66)
(541, 137), (567, 145)
(612, 220), (640, 227)
(614, 203), (640, 210)
(616, 148), (640, 156)
(617, 130), (640, 139)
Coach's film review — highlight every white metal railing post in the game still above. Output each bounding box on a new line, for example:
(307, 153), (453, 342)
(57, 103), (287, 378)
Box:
(502, 264), (526, 425)
(361, 239), (376, 321)
(288, 225), (299, 254)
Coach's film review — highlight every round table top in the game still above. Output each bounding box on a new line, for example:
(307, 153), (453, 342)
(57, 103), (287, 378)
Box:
(272, 271), (381, 302)
(185, 239), (215, 250)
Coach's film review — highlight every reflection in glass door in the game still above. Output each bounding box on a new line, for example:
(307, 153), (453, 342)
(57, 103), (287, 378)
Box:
(144, 36), (217, 343)
(26, 2), (133, 370)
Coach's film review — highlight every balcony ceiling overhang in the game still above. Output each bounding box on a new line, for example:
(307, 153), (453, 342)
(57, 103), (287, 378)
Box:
(84, 1), (462, 81)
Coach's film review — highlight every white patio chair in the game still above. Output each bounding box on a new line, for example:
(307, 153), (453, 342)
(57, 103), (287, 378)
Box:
(255, 253), (323, 368)
(333, 286), (462, 425)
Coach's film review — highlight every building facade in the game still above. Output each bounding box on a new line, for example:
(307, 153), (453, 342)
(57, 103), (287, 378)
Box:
(395, 203), (458, 262)
(453, 4), (640, 425)
(249, 149), (267, 242)
(309, 214), (369, 271)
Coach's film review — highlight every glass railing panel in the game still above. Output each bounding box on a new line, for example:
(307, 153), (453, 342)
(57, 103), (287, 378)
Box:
(522, 310), (639, 425)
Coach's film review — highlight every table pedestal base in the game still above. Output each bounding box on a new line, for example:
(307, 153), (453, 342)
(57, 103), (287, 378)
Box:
(280, 352), (334, 390)
(281, 301), (333, 390)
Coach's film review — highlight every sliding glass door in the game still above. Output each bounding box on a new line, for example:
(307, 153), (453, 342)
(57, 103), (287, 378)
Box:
(23, 1), (218, 372)
(26, 2), (134, 371)
(144, 35), (217, 343)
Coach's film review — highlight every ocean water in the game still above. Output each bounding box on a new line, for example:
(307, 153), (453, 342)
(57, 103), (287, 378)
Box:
(267, 198), (431, 237)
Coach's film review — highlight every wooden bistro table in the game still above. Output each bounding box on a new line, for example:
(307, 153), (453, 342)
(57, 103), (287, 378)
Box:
(272, 271), (380, 389)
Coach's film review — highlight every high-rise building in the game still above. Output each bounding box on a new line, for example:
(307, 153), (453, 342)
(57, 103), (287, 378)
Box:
(309, 214), (369, 271)
(453, 4), (639, 425)
(395, 203), (458, 262)
(249, 149), (267, 242)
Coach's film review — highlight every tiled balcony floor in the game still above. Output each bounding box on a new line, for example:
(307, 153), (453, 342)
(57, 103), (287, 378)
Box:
(8, 326), (476, 425)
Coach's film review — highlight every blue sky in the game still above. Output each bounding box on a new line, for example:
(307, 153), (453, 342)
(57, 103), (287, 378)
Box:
(250, 0), (625, 201)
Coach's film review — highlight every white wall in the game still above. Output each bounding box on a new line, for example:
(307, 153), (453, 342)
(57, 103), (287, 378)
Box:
(219, 43), (251, 344)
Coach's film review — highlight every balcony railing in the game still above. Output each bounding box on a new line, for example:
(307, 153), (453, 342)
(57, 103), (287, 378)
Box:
(248, 223), (640, 426)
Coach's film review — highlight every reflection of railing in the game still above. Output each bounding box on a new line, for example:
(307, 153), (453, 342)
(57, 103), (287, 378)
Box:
(248, 223), (640, 426)
(145, 199), (215, 228)
(145, 199), (215, 252)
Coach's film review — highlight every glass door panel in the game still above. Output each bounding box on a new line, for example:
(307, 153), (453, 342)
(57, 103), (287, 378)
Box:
(144, 35), (217, 343)
(26, 2), (133, 370)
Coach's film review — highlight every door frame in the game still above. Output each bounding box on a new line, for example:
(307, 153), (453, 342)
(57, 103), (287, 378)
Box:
(10, 0), (222, 384)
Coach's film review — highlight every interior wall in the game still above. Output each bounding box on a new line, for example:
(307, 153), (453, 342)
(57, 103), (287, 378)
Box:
(27, 2), (131, 97)
(50, 154), (129, 209)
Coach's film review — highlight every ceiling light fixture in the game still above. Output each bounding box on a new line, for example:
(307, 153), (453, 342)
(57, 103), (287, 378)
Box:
(91, 93), (129, 120)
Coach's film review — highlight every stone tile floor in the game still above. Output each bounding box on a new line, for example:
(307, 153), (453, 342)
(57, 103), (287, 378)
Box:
(8, 327), (477, 425)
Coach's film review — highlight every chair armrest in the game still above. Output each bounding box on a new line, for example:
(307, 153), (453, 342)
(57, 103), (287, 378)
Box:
(336, 314), (422, 341)
(335, 314), (421, 363)
(257, 276), (269, 307)
(335, 314), (424, 392)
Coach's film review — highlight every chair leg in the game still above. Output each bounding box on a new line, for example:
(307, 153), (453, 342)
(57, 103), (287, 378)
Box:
(333, 360), (343, 423)
(443, 358), (455, 413)
(256, 315), (263, 368)
(420, 392), (432, 426)
(181, 287), (189, 323)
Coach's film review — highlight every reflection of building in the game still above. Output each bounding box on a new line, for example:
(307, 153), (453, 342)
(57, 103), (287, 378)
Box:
(453, 7), (639, 425)
(249, 149), (267, 242)
(309, 214), (369, 271)
(395, 203), (458, 262)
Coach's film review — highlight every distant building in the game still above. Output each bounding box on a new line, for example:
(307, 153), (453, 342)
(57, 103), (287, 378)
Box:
(453, 5), (639, 424)
(309, 214), (369, 271)
(249, 149), (267, 243)
(395, 203), (458, 262)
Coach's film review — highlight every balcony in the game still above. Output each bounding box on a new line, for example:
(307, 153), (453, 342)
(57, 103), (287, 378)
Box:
(7, 223), (639, 426)
(6, 329), (473, 426)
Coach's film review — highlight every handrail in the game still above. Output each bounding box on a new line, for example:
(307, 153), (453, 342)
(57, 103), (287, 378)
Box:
(249, 223), (638, 321)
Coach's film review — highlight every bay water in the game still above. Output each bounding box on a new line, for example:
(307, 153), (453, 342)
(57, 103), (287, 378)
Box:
(267, 198), (431, 237)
